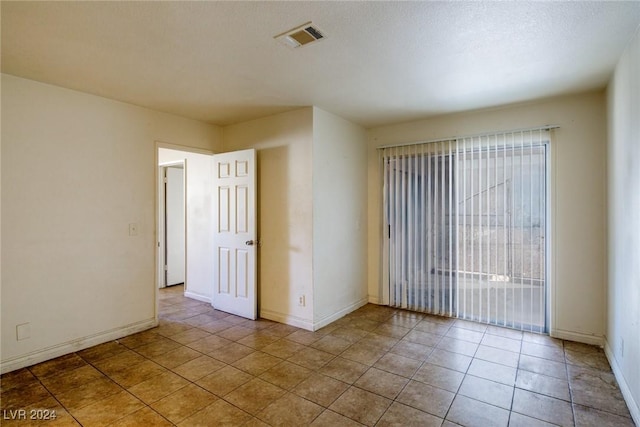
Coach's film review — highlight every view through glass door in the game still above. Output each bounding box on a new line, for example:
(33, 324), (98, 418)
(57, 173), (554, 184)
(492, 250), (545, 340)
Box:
(382, 130), (549, 333)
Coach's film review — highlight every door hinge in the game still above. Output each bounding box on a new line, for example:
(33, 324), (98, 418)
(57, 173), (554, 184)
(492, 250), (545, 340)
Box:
(164, 265), (168, 271)
(163, 177), (168, 183)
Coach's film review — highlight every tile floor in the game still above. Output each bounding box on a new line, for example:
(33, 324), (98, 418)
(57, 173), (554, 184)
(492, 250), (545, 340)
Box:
(1, 285), (635, 426)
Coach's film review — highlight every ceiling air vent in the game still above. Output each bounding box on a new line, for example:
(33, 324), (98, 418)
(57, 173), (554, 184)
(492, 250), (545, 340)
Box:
(274, 22), (325, 49)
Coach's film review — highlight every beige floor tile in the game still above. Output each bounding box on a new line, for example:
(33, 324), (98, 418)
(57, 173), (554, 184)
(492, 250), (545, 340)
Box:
(486, 325), (524, 341)
(178, 399), (252, 426)
(436, 336), (479, 357)
(0, 368), (38, 393)
(6, 288), (635, 427)
(565, 348), (612, 371)
(404, 329), (443, 347)
(257, 392), (324, 426)
(110, 407), (173, 427)
(311, 335), (353, 355)
(0, 397), (79, 427)
(173, 355), (226, 381)
(458, 375), (514, 409)
(223, 378), (286, 415)
(77, 341), (128, 363)
(91, 350), (146, 376)
(446, 394), (509, 427)
(359, 333), (399, 350)
(154, 320), (194, 337)
(445, 327), (485, 344)
(169, 328), (211, 345)
(329, 386), (392, 426)
(340, 342), (387, 366)
(232, 351), (282, 376)
(195, 365), (252, 397)
(573, 403), (635, 427)
(287, 347), (334, 370)
(261, 338), (305, 358)
(413, 363), (464, 393)
(516, 369), (571, 401)
(151, 345), (202, 369)
(413, 319), (451, 335)
(354, 367), (409, 399)
(293, 373), (350, 407)
(110, 360), (167, 388)
(285, 330), (323, 346)
(40, 365), (105, 395)
(481, 334), (522, 353)
(320, 357), (368, 384)
(70, 390), (144, 427)
(512, 388), (574, 426)
(474, 344), (520, 368)
(310, 409), (363, 426)
(377, 401), (443, 427)
(374, 352), (422, 378)
(0, 382), (53, 410)
(396, 380), (455, 418)
(207, 341), (254, 363)
(521, 340), (565, 362)
(259, 360), (312, 390)
(216, 325), (254, 341)
(151, 383), (217, 424)
(425, 348), (472, 373)
(55, 376), (123, 412)
(388, 340), (434, 361)
(127, 371), (190, 404)
(467, 359), (517, 386)
(519, 354), (567, 380)
(508, 412), (557, 427)
(134, 337), (183, 358)
(374, 323), (412, 339)
(329, 326), (371, 343)
(29, 354), (87, 379)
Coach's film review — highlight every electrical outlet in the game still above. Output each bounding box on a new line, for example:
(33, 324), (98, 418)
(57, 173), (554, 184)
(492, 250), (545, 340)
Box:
(298, 294), (305, 307)
(129, 223), (139, 236)
(16, 323), (31, 341)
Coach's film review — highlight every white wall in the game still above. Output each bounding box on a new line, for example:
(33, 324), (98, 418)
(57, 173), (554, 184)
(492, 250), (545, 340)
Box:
(312, 108), (368, 327)
(1, 74), (222, 372)
(606, 26), (640, 424)
(223, 108), (315, 329)
(367, 91), (608, 345)
(158, 148), (215, 303)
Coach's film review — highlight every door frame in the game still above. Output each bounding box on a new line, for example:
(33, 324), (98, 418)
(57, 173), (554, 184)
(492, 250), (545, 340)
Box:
(158, 161), (186, 289)
(154, 142), (215, 321)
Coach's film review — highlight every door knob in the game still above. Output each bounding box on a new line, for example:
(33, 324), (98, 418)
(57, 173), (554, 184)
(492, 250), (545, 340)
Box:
(245, 240), (255, 246)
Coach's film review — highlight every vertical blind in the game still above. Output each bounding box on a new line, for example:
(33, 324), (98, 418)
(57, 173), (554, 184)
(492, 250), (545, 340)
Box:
(381, 129), (550, 333)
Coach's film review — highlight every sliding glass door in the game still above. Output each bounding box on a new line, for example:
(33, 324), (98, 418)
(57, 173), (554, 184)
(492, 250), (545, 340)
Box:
(382, 131), (548, 333)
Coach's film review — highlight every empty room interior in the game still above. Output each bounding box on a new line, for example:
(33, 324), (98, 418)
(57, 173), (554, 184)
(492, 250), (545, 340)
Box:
(1, 2), (639, 426)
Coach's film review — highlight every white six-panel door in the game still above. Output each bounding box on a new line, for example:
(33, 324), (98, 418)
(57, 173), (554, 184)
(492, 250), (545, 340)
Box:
(212, 149), (257, 319)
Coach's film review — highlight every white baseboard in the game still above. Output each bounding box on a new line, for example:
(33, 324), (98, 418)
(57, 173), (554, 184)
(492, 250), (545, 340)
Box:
(368, 295), (381, 304)
(550, 329), (604, 346)
(604, 338), (640, 425)
(184, 291), (212, 304)
(260, 309), (314, 331)
(0, 318), (157, 374)
(260, 297), (369, 332)
(312, 297), (369, 331)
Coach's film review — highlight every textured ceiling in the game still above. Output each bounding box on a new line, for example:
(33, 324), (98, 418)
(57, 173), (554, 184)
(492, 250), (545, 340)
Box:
(2, 1), (640, 128)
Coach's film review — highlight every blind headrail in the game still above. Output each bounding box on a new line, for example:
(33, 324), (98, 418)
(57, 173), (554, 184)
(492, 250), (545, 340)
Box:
(376, 125), (559, 150)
